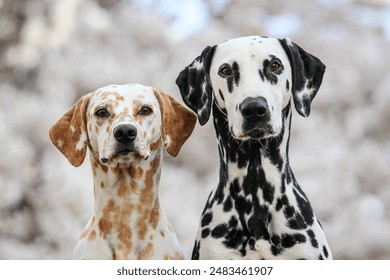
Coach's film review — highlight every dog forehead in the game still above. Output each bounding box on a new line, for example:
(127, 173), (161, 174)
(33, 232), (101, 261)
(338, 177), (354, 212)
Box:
(90, 84), (158, 108)
(214, 36), (286, 62)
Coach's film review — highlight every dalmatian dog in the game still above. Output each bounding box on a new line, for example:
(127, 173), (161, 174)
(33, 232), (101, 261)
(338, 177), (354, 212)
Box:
(49, 84), (196, 259)
(176, 36), (332, 259)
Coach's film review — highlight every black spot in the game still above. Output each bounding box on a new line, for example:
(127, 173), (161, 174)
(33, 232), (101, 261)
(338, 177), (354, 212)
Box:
(223, 228), (244, 250)
(229, 179), (240, 197)
(191, 240), (200, 260)
(276, 195), (288, 211)
(247, 205), (269, 240)
(271, 235), (282, 256)
(201, 228), (210, 238)
(226, 61), (240, 93)
(263, 56), (283, 85)
(307, 229), (318, 248)
(228, 216), (239, 228)
(236, 143), (250, 169)
(323, 245), (329, 258)
(233, 62), (240, 86)
(283, 205), (295, 218)
(288, 213), (307, 230)
(281, 233), (306, 248)
(201, 212), (213, 227)
(258, 69), (265, 81)
(218, 89), (225, 101)
(286, 79), (290, 91)
(223, 196), (233, 212)
(211, 223), (228, 238)
(284, 167), (293, 185)
(293, 188), (314, 226)
(235, 195), (252, 214)
(318, 254), (324, 260)
(262, 179), (275, 204)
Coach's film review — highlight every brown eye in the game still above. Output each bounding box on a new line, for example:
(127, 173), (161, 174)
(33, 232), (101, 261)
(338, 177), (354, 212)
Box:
(139, 106), (153, 116)
(95, 108), (110, 118)
(270, 61), (282, 72)
(219, 65), (233, 77)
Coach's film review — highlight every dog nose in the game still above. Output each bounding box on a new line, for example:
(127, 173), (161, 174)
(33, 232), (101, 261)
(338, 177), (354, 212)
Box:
(240, 97), (268, 121)
(113, 124), (137, 143)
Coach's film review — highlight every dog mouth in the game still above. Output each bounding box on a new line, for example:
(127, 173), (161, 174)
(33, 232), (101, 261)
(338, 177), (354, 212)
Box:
(233, 124), (275, 140)
(116, 146), (134, 156)
(100, 144), (150, 164)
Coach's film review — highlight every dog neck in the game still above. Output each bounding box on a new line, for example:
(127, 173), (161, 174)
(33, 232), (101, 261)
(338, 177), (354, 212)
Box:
(88, 149), (163, 251)
(212, 101), (295, 204)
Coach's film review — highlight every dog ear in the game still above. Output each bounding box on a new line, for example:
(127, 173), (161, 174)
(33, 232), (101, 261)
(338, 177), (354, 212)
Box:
(153, 89), (197, 157)
(175, 45), (216, 125)
(49, 95), (90, 167)
(279, 38), (326, 117)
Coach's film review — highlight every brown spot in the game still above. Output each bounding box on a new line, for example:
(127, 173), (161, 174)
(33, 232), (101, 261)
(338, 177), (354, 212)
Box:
(100, 91), (124, 102)
(80, 216), (96, 239)
(136, 157), (160, 240)
(149, 201), (160, 229)
(160, 230), (165, 238)
(150, 138), (162, 152)
(101, 163), (109, 173)
(137, 242), (154, 260)
(129, 166), (144, 180)
(117, 178), (129, 197)
(80, 229), (88, 239)
(88, 230), (96, 240)
(110, 166), (119, 174)
(98, 199), (116, 239)
(132, 100), (144, 124)
(100, 181), (105, 188)
(164, 251), (182, 260)
(117, 221), (132, 258)
(118, 107), (130, 122)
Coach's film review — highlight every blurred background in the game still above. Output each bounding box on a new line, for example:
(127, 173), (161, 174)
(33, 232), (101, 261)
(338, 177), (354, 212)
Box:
(0, 0), (389, 259)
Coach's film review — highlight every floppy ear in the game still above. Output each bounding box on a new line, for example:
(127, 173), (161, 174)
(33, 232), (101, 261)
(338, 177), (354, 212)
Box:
(153, 89), (197, 157)
(279, 38), (326, 117)
(175, 45), (216, 125)
(48, 95), (90, 167)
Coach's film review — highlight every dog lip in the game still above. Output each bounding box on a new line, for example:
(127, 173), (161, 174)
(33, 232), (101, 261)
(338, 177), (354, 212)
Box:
(116, 148), (134, 156)
(237, 126), (275, 140)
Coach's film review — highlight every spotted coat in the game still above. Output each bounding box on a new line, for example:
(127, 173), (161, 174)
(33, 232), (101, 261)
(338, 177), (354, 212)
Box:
(49, 84), (196, 259)
(176, 36), (332, 260)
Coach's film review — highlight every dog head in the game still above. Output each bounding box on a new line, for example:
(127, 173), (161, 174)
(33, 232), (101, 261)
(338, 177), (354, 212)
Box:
(49, 84), (196, 167)
(176, 36), (325, 140)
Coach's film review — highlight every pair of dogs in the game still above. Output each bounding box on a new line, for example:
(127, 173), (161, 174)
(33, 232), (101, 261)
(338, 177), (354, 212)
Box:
(49, 36), (332, 260)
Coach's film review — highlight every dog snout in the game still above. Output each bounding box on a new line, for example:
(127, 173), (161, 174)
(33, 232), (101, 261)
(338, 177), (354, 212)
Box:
(113, 124), (137, 143)
(240, 97), (268, 122)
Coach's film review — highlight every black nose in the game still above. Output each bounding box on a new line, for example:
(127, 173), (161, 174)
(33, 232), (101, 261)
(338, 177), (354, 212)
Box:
(113, 124), (137, 143)
(240, 97), (268, 121)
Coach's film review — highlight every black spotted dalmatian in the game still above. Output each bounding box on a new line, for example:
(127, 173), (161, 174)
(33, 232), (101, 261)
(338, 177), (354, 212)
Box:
(176, 36), (332, 260)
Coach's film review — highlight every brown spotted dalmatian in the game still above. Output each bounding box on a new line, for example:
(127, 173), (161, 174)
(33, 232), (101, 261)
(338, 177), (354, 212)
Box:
(49, 84), (196, 259)
(176, 36), (332, 259)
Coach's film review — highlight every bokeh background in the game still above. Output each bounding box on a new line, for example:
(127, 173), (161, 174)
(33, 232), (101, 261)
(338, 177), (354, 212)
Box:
(0, 0), (389, 259)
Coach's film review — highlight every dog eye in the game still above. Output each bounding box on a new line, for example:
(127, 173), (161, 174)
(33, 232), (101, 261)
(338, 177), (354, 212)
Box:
(219, 65), (233, 77)
(95, 108), (110, 118)
(139, 106), (153, 116)
(269, 61), (283, 73)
